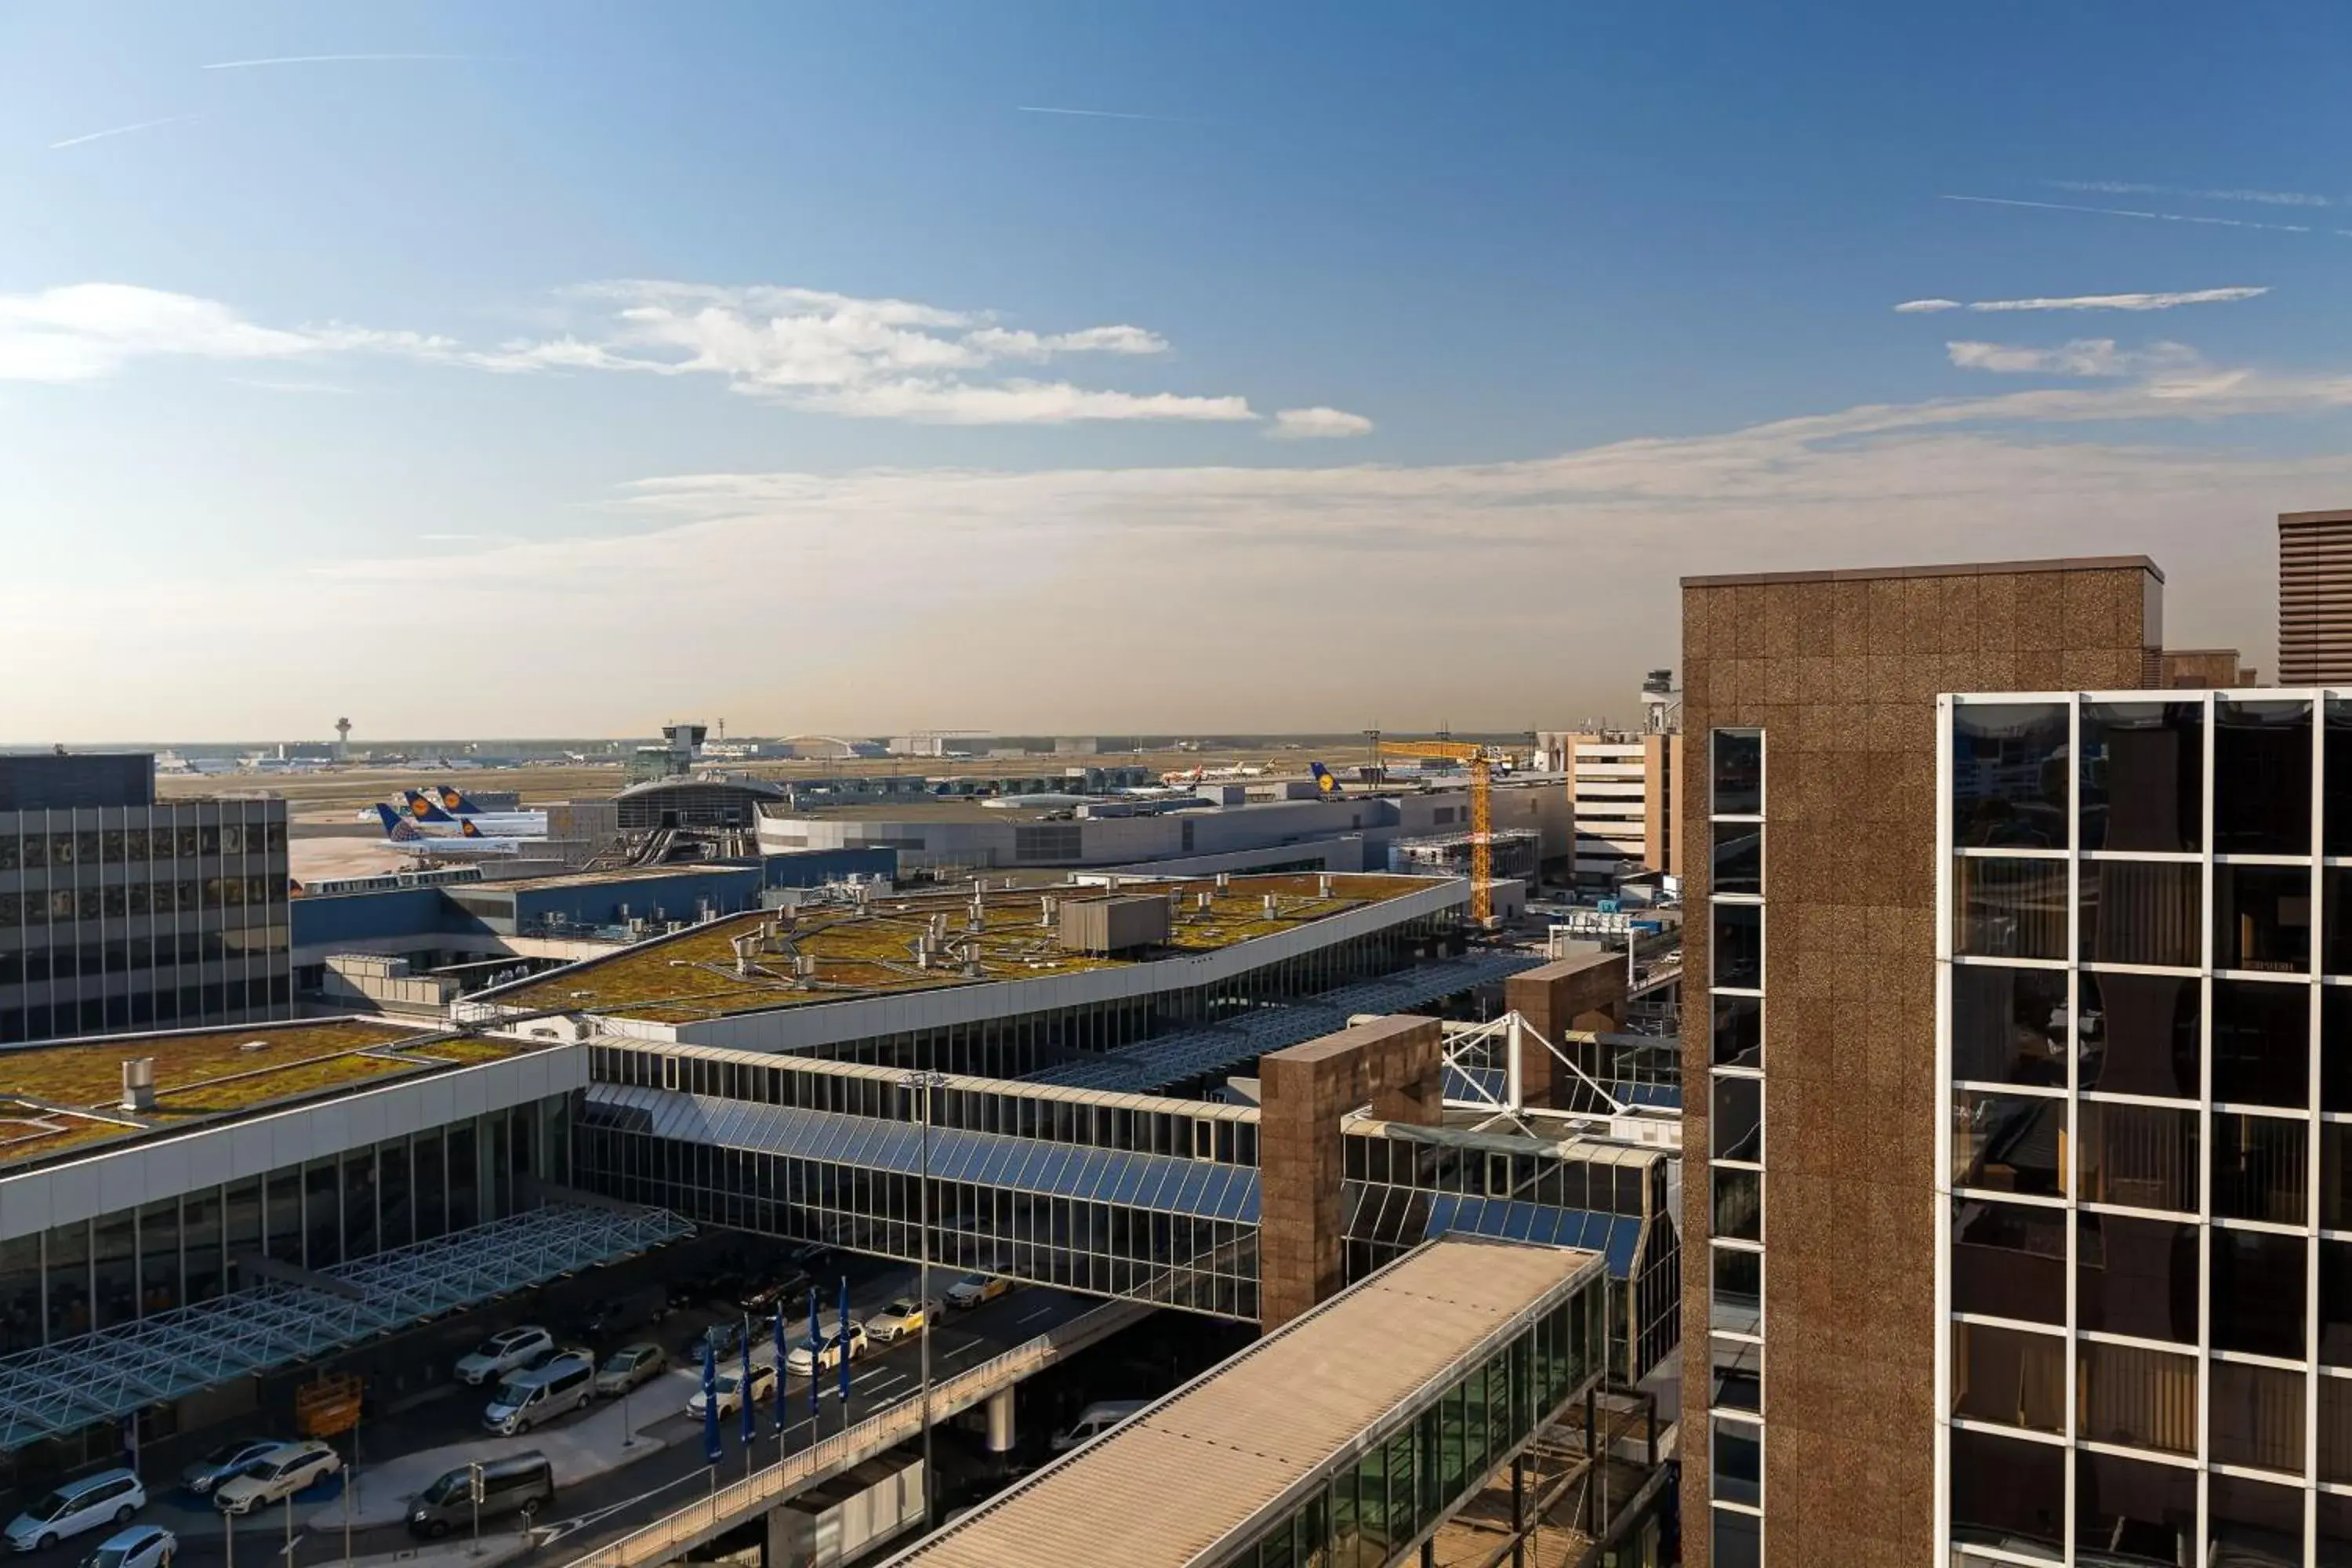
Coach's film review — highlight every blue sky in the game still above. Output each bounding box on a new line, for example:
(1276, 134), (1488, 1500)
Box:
(3, 2), (2349, 739)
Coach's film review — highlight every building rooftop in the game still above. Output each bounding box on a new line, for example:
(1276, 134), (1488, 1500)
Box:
(889, 1236), (1599, 1568)
(485, 871), (1439, 1024)
(0, 1019), (535, 1173)
(452, 864), (763, 895)
(1681, 554), (2165, 586)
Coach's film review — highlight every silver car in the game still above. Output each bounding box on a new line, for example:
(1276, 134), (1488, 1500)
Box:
(180, 1439), (280, 1497)
(593, 1343), (667, 1398)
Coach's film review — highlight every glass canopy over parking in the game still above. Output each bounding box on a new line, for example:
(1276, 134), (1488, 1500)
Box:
(0, 1201), (691, 1450)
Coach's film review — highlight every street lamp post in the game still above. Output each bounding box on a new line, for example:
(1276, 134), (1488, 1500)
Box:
(902, 1068), (947, 1531)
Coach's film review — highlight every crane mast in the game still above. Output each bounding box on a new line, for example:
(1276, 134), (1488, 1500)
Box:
(1381, 738), (1495, 925)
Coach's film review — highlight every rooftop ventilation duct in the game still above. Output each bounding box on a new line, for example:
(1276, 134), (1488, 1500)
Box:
(121, 1058), (156, 1113)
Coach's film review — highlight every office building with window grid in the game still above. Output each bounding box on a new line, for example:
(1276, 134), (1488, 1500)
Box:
(0, 755), (291, 1044)
(1940, 689), (2352, 1565)
(1679, 557), (2167, 1568)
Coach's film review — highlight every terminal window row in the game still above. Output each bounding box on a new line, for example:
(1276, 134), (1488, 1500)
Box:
(1341, 1130), (1660, 1216)
(0, 822), (287, 871)
(0, 926), (292, 984)
(0, 879), (282, 929)
(0, 974), (291, 1046)
(1954, 695), (2352, 855)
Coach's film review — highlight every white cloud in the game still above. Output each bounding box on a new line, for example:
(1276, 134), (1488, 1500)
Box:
(14, 365), (2350, 739)
(1898, 288), (2267, 314)
(1268, 406), (1374, 439)
(1946, 339), (2203, 378)
(0, 279), (1272, 425)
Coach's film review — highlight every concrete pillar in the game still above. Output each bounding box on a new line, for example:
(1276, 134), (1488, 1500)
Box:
(1258, 1015), (1443, 1329)
(984, 1388), (1015, 1454)
(1503, 952), (1628, 1108)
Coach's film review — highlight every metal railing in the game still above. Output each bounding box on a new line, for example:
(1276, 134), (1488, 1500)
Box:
(563, 1297), (1149, 1568)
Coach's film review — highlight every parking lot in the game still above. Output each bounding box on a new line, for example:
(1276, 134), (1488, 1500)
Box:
(3, 1229), (1174, 1568)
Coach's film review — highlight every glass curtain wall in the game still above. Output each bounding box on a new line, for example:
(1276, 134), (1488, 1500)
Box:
(1942, 691), (2352, 1566)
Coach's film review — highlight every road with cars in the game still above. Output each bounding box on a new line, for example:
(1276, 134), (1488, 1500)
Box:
(5, 1254), (1108, 1568)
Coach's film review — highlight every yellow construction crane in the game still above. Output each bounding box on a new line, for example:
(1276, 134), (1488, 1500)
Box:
(1379, 736), (1496, 925)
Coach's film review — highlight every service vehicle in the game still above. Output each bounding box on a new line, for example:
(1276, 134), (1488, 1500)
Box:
(180, 1439), (281, 1497)
(946, 1272), (1011, 1308)
(1051, 1399), (1151, 1453)
(865, 1297), (940, 1344)
(785, 1320), (870, 1377)
(686, 1364), (778, 1422)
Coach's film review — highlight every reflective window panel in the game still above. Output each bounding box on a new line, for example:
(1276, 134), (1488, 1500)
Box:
(2078, 971), (2199, 1100)
(2210, 1357), (2307, 1478)
(1952, 702), (2070, 851)
(2328, 697), (2352, 857)
(2078, 1099), (2197, 1214)
(2214, 698), (2314, 855)
(2212, 977), (2312, 1110)
(2212, 1112), (2309, 1226)
(1711, 993), (1763, 1070)
(2074, 1451), (2194, 1565)
(2321, 1239), (2352, 1370)
(1711, 1507), (1761, 1568)
(1712, 731), (1762, 818)
(2079, 858), (2202, 970)
(2077, 1212), (2199, 1345)
(2209, 1472), (2307, 1566)
(2080, 701), (2203, 854)
(1947, 1426), (2064, 1558)
(1711, 1246), (1761, 1337)
(1710, 1335), (1762, 1414)
(1952, 1090), (2066, 1198)
(1712, 1167), (1761, 1243)
(1713, 902), (1762, 990)
(2076, 1339), (2197, 1455)
(1951, 1198), (2067, 1326)
(1949, 1320), (2063, 1434)
(2211, 1226), (2307, 1359)
(2217, 862), (2314, 974)
(1951, 964), (2069, 1090)
(1712, 821), (1762, 896)
(1954, 856), (2068, 961)
(1710, 1416), (1761, 1508)
(1711, 1076), (1762, 1164)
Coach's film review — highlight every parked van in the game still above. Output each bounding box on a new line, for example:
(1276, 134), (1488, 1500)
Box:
(483, 1352), (595, 1436)
(5, 1470), (146, 1553)
(1050, 1400), (1149, 1453)
(407, 1454), (554, 1539)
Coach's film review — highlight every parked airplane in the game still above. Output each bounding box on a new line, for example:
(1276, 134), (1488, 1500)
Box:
(1309, 761), (1345, 797)
(408, 788), (548, 834)
(372, 806), (524, 857)
(1158, 766), (1206, 786)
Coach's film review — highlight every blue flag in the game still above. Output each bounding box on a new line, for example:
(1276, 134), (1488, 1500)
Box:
(837, 1275), (852, 1408)
(739, 1314), (756, 1448)
(786, 1307), (804, 1439)
(700, 1338), (721, 1465)
(808, 1287), (822, 1420)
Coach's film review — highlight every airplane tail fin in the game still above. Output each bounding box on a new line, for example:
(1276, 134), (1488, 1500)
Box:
(437, 786), (478, 815)
(460, 818), (483, 838)
(1310, 761), (1341, 795)
(375, 804), (404, 836)
(416, 799), (457, 823)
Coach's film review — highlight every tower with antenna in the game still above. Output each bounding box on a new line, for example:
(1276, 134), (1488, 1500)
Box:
(333, 717), (352, 763)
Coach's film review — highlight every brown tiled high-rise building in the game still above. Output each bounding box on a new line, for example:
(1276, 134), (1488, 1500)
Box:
(2279, 509), (2352, 684)
(1678, 557), (2164, 1567)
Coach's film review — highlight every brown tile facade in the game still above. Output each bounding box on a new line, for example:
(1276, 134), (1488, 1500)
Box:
(1677, 557), (2161, 1567)
(1258, 1014), (1443, 1329)
(1504, 953), (1628, 1106)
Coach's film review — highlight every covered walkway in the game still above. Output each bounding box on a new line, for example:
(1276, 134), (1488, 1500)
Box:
(0, 1201), (691, 1450)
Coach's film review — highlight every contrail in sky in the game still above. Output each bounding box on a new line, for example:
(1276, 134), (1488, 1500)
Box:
(1942, 192), (2352, 238)
(201, 53), (495, 71)
(1015, 105), (1182, 123)
(49, 114), (200, 149)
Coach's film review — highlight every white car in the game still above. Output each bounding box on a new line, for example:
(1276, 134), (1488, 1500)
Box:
(83, 1526), (176, 1568)
(785, 1322), (870, 1377)
(455, 1326), (554, 1386)
(946, 1273), (1011, 1308)
(212, 1443), (342, 1515)
(5, 1471), (145, 1554)
(865, 1297), (940, 1345)
(687, 1363), (778, 1421)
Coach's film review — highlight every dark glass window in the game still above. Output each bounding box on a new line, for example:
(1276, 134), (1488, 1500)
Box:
(2211, 1227), (2307, 1359)
(1710, 1508), (1759, 1568)
(2082, 701), (2202, 853)
(1712, 903), (1762, 989)
(1951, 1198), (2066, 1325)
(1709, 1416), (1760, 1508)
(1950, 964), (2069, 1088)
(2079, 972), (2199, 1098)
(1954, 857), (2067, 960)
(2328, 989), (2352, 1112)
(1710, 1247), (1760, 1337)
(2079, 858), (2202, 969)
(2211, 1358), (2306, 1476)
(2213, 1112), (2309, 1226)
(2215, 698), (2314, 855)
(1952, 1091), (2065, 1197)
(1711, 1076), (1762, 1163)
(1948, 1427), (2063, 1555)
(2214, 978), (2312, 1109)
(2328, 697), (2352, 856)
(1949, 1321), (2063, 1432)
(1952, 702), (2070, 850)
(2074, 1451), (2194, 1563)
(1711, 994), (1762, 1069)
(2325, 869), (2352, 977)
(1711, 731), (1762, 817)
(1709, 1337), (1761, 1413)
(2219, 862), (2314, 973)
(1712, 1167), (1761, 1243)
(2078, 1213), (2198, 1344)
(2077, 1340), (2197, 1454)
(2079, 1100), (2196, 1213)
(2320, 1240), (2352, 1370)
(2324, 1385), (2352, 1485)
(2210, 1473), (2307, 1566)
(1711, 822), (1762, 895)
